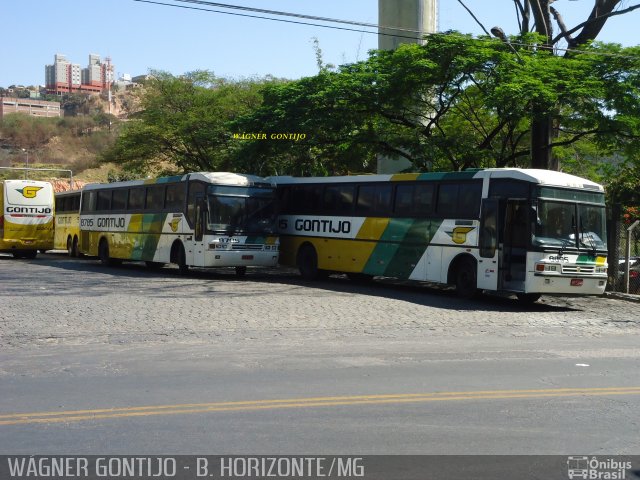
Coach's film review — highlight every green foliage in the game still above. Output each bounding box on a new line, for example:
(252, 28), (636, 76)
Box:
(234, 32), (640, 179)
(98, 32), (640, 187)
(102, 70), (281, 174)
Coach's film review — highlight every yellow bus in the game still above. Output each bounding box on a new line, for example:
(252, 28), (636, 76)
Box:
(79, 172), (279, 275)
(273, 168), (608, 303)
(54, 189), (82, 256)
(0, 179), (54, 258)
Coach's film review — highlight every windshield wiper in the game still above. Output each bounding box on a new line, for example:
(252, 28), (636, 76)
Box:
(578, 218), (597, 255)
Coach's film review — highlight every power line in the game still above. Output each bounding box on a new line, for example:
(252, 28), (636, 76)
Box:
(132, 0), (640, 62)
(132, 0), (426, 41)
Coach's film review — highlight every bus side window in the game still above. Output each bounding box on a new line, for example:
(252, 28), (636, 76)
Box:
(394, 184), (414, 216)
(436, 184), (458, 216)
(187, 182), (205, 227)
(81, 191), (96, 213)
(96, 190), (112, 212)
(480, 199), (498, 258)
(323, 185), (354, 213)
(165, 183), (185, 211)
(145, 186), (165, 210)
(112, 189), (127, 210)
(357, 184), (393, 217)
(414, 184), (434, 215)
(458, 182), (482, 218)
(128, 188), (145, 211)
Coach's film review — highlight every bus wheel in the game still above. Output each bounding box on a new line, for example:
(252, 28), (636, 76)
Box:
(516, 293), (541, 304)
(455, 257), (478, 299)
(174, 243), (189, 275)
(67, 236), (75, 257)
(98, 239), (118, 267)
(73, 236), (81, 257)
(12, 252), (24, 259)
(235, 266), (247, 277)
(297, 244), (320, 280)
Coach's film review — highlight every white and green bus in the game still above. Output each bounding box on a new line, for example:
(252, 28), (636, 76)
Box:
(273, 168), (608, 302)
(79, 172), (279, 275)
(0, 179), (54, 258)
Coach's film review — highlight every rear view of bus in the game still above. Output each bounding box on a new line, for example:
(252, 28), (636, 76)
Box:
(0, 179), (54, 258)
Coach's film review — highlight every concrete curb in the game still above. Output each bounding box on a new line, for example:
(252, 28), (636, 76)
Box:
(604, 291), (640, 303)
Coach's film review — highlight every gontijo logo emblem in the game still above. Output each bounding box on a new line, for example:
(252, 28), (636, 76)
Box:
(16, 186), (43, 199)
(168, 218), (181, 233)
(446, 226), (475, 245)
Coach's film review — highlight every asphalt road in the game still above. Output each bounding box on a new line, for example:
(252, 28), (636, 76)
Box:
(1, 253), (639, 457)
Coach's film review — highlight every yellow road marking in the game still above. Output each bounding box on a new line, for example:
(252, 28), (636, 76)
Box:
(2, 387), (640, 426)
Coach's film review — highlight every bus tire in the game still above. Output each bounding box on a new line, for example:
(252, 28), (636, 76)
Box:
(516, 292), (541, 304)
(98, 238), (120, 267)
(454, 257), (478, 299)
(73, 236), (81, 257)
(297, 244), (320, 281)
(172, 242), (189, 275)
(235, 266), (247, 277)
(66, 236), (76, 257)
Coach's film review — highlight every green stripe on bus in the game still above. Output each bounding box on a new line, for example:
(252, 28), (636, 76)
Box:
(362, 218), (414, 276)
(416, 171), (479, 181)
(382, 219), (443, 278)
(131, 213), (166, 260)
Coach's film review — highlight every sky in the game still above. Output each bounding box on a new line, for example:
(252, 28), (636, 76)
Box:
(1, 0), (640, 88)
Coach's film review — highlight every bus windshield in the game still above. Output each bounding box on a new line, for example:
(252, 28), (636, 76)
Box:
(206, 185), (276, 234)
(532, 198), (607, 252)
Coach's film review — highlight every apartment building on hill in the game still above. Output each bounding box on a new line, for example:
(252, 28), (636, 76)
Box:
(45, 53), (114, 95)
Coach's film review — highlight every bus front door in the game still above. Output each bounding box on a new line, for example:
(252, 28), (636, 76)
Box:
(502, 199), (529, 292)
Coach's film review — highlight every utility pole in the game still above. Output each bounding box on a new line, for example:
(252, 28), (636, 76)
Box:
(377, 0), (438, 173)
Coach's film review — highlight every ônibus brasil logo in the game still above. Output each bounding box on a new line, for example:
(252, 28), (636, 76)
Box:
(16, 186), (43, 199)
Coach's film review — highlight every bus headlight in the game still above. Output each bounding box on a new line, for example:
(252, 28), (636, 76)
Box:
(595, 266), (607, 274)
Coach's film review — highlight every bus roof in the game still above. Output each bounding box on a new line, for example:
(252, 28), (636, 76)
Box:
(269, 168), (604, 192)
(82, 172), (274, 191)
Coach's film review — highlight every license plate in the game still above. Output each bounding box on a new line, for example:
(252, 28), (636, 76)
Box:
(570, 278), (583, 286)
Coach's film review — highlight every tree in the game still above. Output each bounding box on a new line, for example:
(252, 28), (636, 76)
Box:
(499, 0), (640, 168)
(234, 33), (640, 175)
(101, 70), (280, 174)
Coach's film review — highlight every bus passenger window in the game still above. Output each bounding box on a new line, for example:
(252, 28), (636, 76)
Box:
(145, 186), (165, 210)
(394, 184), (414, 215)
(414, 184), (434, 214)
(112, 189), (127, 210)
(96, 190), (112, 211)
(323, 185), (354, 213)
(128, 188), (145, 210)
(437, 184), (458, 216)
(187, 182), (205, 226)
(356, 185), (375, 214)
(457, 182), (482, 217)
(165, 183), (185, 210)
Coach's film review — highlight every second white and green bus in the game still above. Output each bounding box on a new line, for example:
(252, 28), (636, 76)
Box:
(79, 172), (279, 275)
(273, 168), (608, 302)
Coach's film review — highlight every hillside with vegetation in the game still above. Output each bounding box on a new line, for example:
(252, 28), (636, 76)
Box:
(0, 91), (135, 186)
